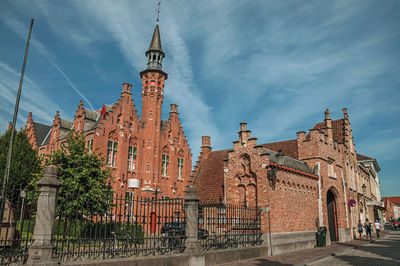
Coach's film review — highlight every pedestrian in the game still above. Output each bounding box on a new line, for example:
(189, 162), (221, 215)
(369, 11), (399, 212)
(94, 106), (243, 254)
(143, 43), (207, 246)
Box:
(364, 218), (372, 241)
(375, 220), (381, 239)
(357, 220), (364, 240)
(395, 219), (399, 231)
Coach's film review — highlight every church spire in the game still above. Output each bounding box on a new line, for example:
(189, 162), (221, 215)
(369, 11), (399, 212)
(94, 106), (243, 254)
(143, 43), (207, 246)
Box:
(144, 1), (165, 72)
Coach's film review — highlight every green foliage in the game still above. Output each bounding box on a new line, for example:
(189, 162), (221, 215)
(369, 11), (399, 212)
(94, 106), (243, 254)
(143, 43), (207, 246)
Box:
(47, 131), (113, 219)
(0, 129), (42, 203)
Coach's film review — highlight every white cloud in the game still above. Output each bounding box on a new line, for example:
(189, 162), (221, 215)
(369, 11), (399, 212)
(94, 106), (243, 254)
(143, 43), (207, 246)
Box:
(0, 61), (64, 128)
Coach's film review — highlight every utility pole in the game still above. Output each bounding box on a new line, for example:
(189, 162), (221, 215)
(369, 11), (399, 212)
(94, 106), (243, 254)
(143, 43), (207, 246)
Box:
(0, 19), (34, 224)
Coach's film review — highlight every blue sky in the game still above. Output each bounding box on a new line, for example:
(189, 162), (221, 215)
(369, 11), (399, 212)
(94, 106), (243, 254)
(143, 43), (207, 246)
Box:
(0, 0), (399, 196)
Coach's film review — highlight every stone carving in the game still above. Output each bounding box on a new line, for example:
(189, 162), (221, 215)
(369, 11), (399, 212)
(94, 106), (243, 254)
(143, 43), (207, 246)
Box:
(267, 168), (277, 190)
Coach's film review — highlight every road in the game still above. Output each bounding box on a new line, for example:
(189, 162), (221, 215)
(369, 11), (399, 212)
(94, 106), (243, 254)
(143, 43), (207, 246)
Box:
(309, 231), (400, 265)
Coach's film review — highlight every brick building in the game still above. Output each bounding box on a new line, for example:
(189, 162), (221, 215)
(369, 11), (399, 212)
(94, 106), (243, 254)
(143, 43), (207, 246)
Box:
(193, 109), (383, 253)
(383, 197), (400, 220)
(25, 23), (192, 199)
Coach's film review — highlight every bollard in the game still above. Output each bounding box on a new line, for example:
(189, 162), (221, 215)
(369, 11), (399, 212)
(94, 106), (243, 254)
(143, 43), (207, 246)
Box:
(27, 165), (62, 265)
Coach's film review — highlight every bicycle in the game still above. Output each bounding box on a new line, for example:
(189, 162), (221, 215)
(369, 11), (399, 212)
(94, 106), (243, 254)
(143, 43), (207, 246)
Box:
(155, 230), (185, 255)
(204, 231), (237, 250)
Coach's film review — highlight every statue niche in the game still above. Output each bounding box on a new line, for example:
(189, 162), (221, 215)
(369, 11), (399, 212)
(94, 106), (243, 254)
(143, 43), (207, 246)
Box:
(236, 154), (256, 185)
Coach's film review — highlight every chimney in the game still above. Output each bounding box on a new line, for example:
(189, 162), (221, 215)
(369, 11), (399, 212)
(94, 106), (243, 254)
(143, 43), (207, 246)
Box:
(324, 108), (333, 141)
(239, 122), (251, 147)
(8, 122), (12, 131)
(296, 131), (306, 142)
(201, 136), (212, 159)
(122, 83), (132, 93)
(170, 104), (178, 113)
(276, 150), (285, 165)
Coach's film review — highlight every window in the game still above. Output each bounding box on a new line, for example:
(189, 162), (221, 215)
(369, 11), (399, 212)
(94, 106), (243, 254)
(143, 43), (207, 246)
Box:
(87, 139), (93, 152)
(178, 158), (184, 179)
(128, 146), (137, 170)
(107, 140), (118, 166)
(125, 191), (135, 219)
(161, 154), (169, 176)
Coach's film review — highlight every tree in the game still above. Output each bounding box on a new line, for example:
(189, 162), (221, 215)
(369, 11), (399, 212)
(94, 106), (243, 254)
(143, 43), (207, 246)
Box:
(47, 131), (112, 219)
(0, 129), (42, 203)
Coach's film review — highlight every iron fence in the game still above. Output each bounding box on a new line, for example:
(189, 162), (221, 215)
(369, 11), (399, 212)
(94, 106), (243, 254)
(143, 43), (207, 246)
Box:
(0, 189), (37, 265)
(53, 190), (186, 262)
(198, 202), (262, 250)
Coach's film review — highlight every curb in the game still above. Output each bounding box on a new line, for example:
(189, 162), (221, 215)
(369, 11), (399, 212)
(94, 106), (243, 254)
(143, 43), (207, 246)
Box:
(297, 231), (392, 266)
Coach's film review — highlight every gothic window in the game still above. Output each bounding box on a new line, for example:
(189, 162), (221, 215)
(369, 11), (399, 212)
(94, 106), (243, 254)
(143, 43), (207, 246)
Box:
(149, 111), (153, 120)
(146, 162), (150, 172)
(77, 121), (80, 131)
(178, 158), (184, 179)
(107, 140), (118, 166)
(128, 146), (137, 171)
(148, 140), (151, 148)
(161, 154), (169, 176)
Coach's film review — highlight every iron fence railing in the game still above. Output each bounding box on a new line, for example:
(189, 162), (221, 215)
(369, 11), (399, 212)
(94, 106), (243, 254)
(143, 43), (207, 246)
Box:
(53, 190), (186, 262)
(198, 202), (262, 250)
(0, 189), (37, 265)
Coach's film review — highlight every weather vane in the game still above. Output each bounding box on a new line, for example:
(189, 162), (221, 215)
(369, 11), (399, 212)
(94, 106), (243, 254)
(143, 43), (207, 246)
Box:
(156, 1), (161, 23)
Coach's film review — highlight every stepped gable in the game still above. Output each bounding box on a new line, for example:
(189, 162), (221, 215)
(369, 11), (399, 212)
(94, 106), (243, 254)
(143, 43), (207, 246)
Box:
(313, 119), (345, 143)
(32, 122), (51, 146)
(261, 139), (298, 159)
(193, 149), (229, 202)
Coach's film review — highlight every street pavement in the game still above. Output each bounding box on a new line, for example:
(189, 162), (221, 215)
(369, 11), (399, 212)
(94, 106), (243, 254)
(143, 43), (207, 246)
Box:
(217, 230), (398, 266)
(308, 231), (400, 265)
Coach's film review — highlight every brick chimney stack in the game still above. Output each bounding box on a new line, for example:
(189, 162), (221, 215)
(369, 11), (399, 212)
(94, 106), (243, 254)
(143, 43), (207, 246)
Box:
(122, 83), (132, 93)
(324, 108), (333, 141)
(201, 136), (212, 159)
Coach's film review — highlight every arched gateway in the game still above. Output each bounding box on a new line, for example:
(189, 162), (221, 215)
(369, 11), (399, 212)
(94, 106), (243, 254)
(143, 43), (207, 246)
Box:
(327, 189), (339, 242)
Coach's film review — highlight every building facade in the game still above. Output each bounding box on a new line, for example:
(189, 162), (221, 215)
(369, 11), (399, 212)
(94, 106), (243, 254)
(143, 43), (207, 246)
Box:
(193, 109), (383, 253)
(25, 23), (192, 199)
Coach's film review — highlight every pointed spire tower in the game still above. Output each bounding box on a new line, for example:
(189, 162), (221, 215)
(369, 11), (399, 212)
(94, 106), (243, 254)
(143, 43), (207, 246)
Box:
(139, 5), (168, 189)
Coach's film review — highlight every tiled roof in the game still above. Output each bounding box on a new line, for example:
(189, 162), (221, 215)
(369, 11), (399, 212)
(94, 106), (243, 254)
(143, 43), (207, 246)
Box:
(84, 108), (99, 121)
(357, 153), (374, 161)
(32, 122), (51, 146)
(60, 119), (74, 129)
(261, 139), (298, 159)
(193, 150), (229, 202)
(313, 119), (345, 143)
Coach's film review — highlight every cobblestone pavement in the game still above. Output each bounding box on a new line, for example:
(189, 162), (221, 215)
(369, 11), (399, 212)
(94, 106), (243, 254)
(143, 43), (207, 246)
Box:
(308, 231), (400, 265)
(217, 230), (395, 266)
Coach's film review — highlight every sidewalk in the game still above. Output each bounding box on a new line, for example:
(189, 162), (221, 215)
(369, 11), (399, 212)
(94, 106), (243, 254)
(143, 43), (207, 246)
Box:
(217, 230), (392, 266)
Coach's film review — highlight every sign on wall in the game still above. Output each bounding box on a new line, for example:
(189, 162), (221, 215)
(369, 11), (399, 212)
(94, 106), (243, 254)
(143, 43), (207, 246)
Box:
(348, 199), (357, 207)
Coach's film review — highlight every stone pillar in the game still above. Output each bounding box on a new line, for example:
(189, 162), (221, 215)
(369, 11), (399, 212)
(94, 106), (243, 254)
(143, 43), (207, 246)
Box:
(27, 165), (62, 265)
(185, 186), (204, 266)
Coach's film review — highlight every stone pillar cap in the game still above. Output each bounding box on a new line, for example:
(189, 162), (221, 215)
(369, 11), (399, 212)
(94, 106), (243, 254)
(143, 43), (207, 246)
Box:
(37, 165), (62, 188)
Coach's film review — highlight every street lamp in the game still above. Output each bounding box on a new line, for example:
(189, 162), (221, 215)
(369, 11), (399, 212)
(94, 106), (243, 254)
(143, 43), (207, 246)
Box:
(362, 184), (367, 194)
